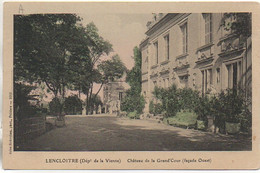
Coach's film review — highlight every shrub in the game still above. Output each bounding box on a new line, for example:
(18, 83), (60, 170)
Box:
(152, 84), (200, 117)
(240, 106), (252, 133)
(149, 101), (154, 114)
(49, 97), (63, 116)
(149, 100), (163, 115)
(210, 89), (251, 133)
(217, 89), (244, 123)
(64, 95), (82, 115)
(179, 88), (200, 112)
(153, 85), (180, 117)
(210, 95), (226, 132)
(127, 111), (140, 119)
(14, 83), (41, 120)
(154, 103), (163, 115)
(194, 95), (210, 121)
(121, 90), (145, 114)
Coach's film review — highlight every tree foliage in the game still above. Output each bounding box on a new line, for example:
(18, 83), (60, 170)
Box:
(152, 85), (200, 117)
(220, 13), (252, 38)
(126, 46), (142, 93)
(98, 54), (127, 83)
(14, 83), (39, 120)
(49, 97), (63, 116)
(14, 14), (86, 98)
(64, 95), (83, 115)
(121, 47), (145, 114)
(88, 95), (103, 114)
(14, 14), (125, 116)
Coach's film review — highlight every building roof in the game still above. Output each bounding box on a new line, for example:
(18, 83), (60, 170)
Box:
(145, 13), (178, 36)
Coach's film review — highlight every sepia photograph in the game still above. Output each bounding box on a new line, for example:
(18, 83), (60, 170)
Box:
(13, 12), (252, 151)
(3, 2), (260, 170)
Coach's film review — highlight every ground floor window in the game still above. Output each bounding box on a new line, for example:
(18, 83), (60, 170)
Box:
(161, 78), (170, 88)
(179, 75), (189, 88)
(216, 68), (221, 84)
(153, 81), (157, 89)
(119, 92), (123, 101)
(226, 61), (242, 90)
(201, 68), (212, 94)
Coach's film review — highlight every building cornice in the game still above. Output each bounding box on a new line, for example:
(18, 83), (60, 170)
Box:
(218, 48), (245, 57)
(195, 56), (214, 65)
(145, 13), (190, 37)
(196, 43), (214, 53)
(139, 37), (149, 49)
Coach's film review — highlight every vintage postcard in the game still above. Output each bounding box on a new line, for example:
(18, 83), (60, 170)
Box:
(2, 1), (260, 169)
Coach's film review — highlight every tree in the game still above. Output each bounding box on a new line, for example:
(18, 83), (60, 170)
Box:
(14, 83), (39, 120)
(121, 47), (145, 114)
(14, 14), (88, 99)
(83, 54), (127, 114)
(126, 47), (142, 92)
(98, 55), (127, 83)
(73, 22), (113, 114)
(14, 14), (125, 116)
(220, 13), (252, 38)
(64, 95), (83, 115)
(88, 95), (103, 114)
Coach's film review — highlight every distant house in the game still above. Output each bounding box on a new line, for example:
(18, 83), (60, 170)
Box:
(103, 74), (130, 114)
(140, 13), (252, 113)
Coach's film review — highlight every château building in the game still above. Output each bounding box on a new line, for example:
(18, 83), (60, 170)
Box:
(140, 13), (252, 113)
(103, 74), (130, 114)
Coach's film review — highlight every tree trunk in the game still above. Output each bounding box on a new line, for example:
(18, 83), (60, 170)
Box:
(86, 91), (89, 115)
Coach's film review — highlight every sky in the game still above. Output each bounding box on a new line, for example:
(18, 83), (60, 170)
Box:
(78, 13), (152, 69)
(75, 13), (152, 99)
(36, 13), (153, 103)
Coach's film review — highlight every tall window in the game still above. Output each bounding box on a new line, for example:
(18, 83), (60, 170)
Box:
(227, 61), (242, 90)
(154, 41), (158, 64)
(202, 70), (207, 95)
(216, 68), (221, 84)
(153, 81), (157, 88)
(201, 68), (212, 95)
(164, 34), (170, 60)
(119, 92), (123, 101)
(208, 69), (213, 85)
(204, 13), (212, 44)
(179, 75), (189, 88)
(181, 23), (188, 54)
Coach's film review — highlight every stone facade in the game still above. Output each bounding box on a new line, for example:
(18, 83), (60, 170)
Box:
(103, 75), (130, 114)
(140, 13), (252, 113)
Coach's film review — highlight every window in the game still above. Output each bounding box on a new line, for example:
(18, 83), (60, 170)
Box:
(153, 81), (157, 88)
(216, 68), (221, 84)
(164, 34), (170, 60)
(180, 23), (188, 54)
(202, 70), (207, 95)
(227, 61), (242, 90)
(179, 75), (189, 88)
(201, 68), (212, 95)
(154, 41), (158, 64)
(204, 13), (212, 44)
(119, 92), (123, 101)
(192, 73), (197, 87)
(208, 69), (213, 85)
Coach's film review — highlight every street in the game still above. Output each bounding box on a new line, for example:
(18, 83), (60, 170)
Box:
(19, 114), (251, 151)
